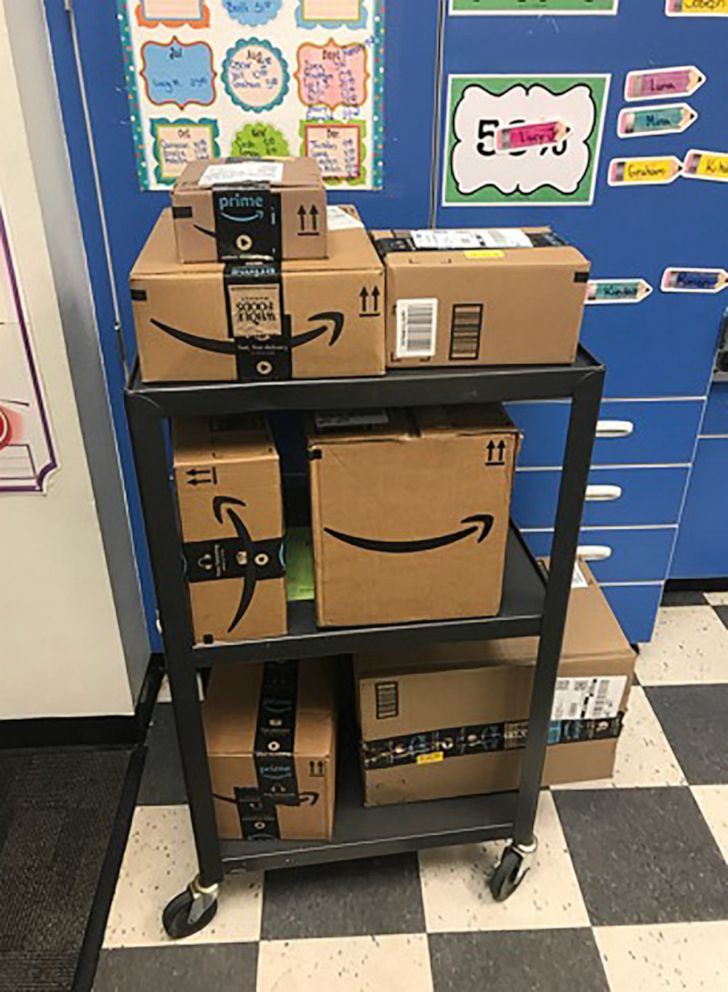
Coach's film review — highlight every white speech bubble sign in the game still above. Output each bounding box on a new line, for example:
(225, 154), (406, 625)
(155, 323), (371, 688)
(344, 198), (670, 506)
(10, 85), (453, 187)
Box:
(446, 77), (609, 206)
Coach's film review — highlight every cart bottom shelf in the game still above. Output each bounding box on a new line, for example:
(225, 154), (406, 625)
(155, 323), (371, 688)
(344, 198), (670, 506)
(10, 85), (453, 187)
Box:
(220, 733), (517, 873)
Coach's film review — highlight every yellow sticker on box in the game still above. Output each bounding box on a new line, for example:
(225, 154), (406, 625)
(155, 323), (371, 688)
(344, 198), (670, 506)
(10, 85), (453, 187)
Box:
(464, 249), (505, 259)
(416, 752), (445, 765)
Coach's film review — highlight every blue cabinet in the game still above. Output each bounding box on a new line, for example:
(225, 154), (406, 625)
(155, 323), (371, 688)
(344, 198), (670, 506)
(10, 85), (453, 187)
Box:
(671, 384), (728, 581)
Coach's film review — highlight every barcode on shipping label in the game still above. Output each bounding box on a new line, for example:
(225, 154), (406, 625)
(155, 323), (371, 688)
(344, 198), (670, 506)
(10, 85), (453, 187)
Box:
(551, 676), (628, 722)
(450, 304), (483, 360)
(396, 298), (438, 358)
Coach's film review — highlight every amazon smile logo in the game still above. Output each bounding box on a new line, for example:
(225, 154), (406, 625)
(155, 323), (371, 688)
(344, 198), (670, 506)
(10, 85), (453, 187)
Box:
(150, 311), (343, 356)
(324, 514), (494, 555)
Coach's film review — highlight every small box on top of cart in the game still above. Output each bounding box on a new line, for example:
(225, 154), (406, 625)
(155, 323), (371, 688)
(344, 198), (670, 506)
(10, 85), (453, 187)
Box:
(370, 227), (590, 368)
(172, 157), (327, 263)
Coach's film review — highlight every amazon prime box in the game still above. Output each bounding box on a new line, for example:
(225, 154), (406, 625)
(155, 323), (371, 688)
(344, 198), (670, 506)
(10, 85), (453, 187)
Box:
(172, 157), (327, 263)
(204, 658), (336, 841)
(354, 562), (636, 806)
(172, 415), (287, 644)
(131, 206), (384, 382)
(307, 405), (521, 627)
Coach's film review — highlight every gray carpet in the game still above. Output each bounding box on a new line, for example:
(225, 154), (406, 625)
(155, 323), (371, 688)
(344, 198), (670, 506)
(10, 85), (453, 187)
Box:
(0, 748), (137, 991)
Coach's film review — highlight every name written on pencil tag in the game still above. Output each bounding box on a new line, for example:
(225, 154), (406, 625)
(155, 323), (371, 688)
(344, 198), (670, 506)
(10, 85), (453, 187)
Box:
(624, 65), (706, 102)
(661, 268), (728, 294)
(586, 279), (653, 305)
(665, 0), (728, 17)
(682, 149), (728, 182)
(617, 103), (697, 138)
(495, 120), (568, 153)
(608, 156), (682, 186)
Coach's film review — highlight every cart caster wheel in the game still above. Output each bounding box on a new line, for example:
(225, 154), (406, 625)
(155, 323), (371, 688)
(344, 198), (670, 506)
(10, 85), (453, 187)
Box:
(489, 841), (535, 903)
(163, 878), (219, 939)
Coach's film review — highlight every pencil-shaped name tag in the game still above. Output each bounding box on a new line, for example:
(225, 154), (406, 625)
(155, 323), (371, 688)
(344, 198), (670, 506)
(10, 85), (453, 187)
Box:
(624, 65), (706, 101)
(666, 0), (728, 14)
(661, 268), (728, 294)
(586, 279), (653, 305)
(495, 120), (568, 153)
(618, 103), (697, 138)
(682, 150), (728, 182)
(609, 156), (682, 186)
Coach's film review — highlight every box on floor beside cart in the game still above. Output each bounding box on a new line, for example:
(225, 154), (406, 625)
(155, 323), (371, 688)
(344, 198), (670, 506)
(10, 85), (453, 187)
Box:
(307, 405), (521, 627)
(172, 415), (287, 644)
(354, 561), (636, 807)
(203, 658), (337, 841)
(130, 207), (384, 382)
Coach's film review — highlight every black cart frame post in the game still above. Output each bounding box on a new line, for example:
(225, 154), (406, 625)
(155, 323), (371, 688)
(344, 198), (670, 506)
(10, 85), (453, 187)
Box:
(124, 347), (604, 936)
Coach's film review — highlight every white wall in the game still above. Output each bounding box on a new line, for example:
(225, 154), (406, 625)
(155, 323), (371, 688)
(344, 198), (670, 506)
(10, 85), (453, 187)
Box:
(0, 0), (149, 719)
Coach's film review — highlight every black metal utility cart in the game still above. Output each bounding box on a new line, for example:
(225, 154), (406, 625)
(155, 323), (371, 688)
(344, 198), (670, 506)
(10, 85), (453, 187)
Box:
(125, 345), (604, 939)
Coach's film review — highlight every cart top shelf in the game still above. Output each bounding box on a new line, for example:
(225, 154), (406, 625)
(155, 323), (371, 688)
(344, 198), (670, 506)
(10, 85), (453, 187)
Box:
(125, 345), (604, 416)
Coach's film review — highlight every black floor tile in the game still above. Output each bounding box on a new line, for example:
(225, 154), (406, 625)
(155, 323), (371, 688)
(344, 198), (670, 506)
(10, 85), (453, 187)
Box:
(661, 590), (708, 608)
(137, 704), (187, 806)
(260, 853), (425, 939)
(646, 684), (728, 784)
(93, 943), (258, 991)
(554, 788), (728, 926)
(714, 604), (728, 631)
(429, 930), (609, 992)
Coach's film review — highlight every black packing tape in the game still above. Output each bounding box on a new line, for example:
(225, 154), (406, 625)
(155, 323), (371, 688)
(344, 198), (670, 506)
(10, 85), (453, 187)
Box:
(362, 714), (624, 770)
(254, 661), (300, 805)
(223, 262), (292, 381)
(212, 187), (282, 261)
(182, 535), (284, 583)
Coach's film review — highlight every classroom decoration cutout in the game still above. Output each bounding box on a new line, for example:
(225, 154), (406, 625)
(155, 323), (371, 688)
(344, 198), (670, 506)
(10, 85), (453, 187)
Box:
(443, 74), (610, 206)
(117, 0), (384, 189)
(0, 210), (57, 494)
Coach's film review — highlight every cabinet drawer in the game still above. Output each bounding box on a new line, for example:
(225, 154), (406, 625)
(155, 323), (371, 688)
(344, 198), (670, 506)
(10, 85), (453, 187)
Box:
(601, 584), (663, 645)
(701, 384), (728, 436)
(671, 437), (728, 580)
(509, 400), (703, 468)
(523, 526), (676, 584)
(512, 466), (689, 529)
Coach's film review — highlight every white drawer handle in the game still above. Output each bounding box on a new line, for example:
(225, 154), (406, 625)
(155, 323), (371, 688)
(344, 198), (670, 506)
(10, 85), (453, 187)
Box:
(577, 544), (613, 562)
(585, 484), (623, 502)
(596, 420), (634, 439)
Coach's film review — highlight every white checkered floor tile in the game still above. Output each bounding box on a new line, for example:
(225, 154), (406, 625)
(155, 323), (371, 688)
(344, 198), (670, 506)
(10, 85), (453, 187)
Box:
(92, 597), (728, 991)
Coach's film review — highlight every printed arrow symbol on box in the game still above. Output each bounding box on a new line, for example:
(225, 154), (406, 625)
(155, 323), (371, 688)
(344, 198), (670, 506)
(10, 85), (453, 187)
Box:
(310, 204), (319, 231)
(323, 513), (494, 555)
(486, 440), (506, 464)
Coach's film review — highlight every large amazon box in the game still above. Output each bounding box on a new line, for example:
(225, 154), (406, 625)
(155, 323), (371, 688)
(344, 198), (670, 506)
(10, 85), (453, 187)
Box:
(354, 562), (636, 807)
(308, 405), (521, 627)
(204, 658), (336, 841)
(173, 415), (286, 644)
(172, 157), (327, 263)
(370, 227), (590, 368)
(131, 207), (384, 382)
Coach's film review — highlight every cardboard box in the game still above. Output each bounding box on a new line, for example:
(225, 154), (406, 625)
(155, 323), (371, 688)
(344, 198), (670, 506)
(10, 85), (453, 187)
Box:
(370, 227), (590, 368)
(308, 405), (521, 627)
(354, 562), (637, 806)
(172, 157), (327, 263)
(131, 207), (384, 382)
(173, 415), (286, 644)
(204, 658), (337, 841)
